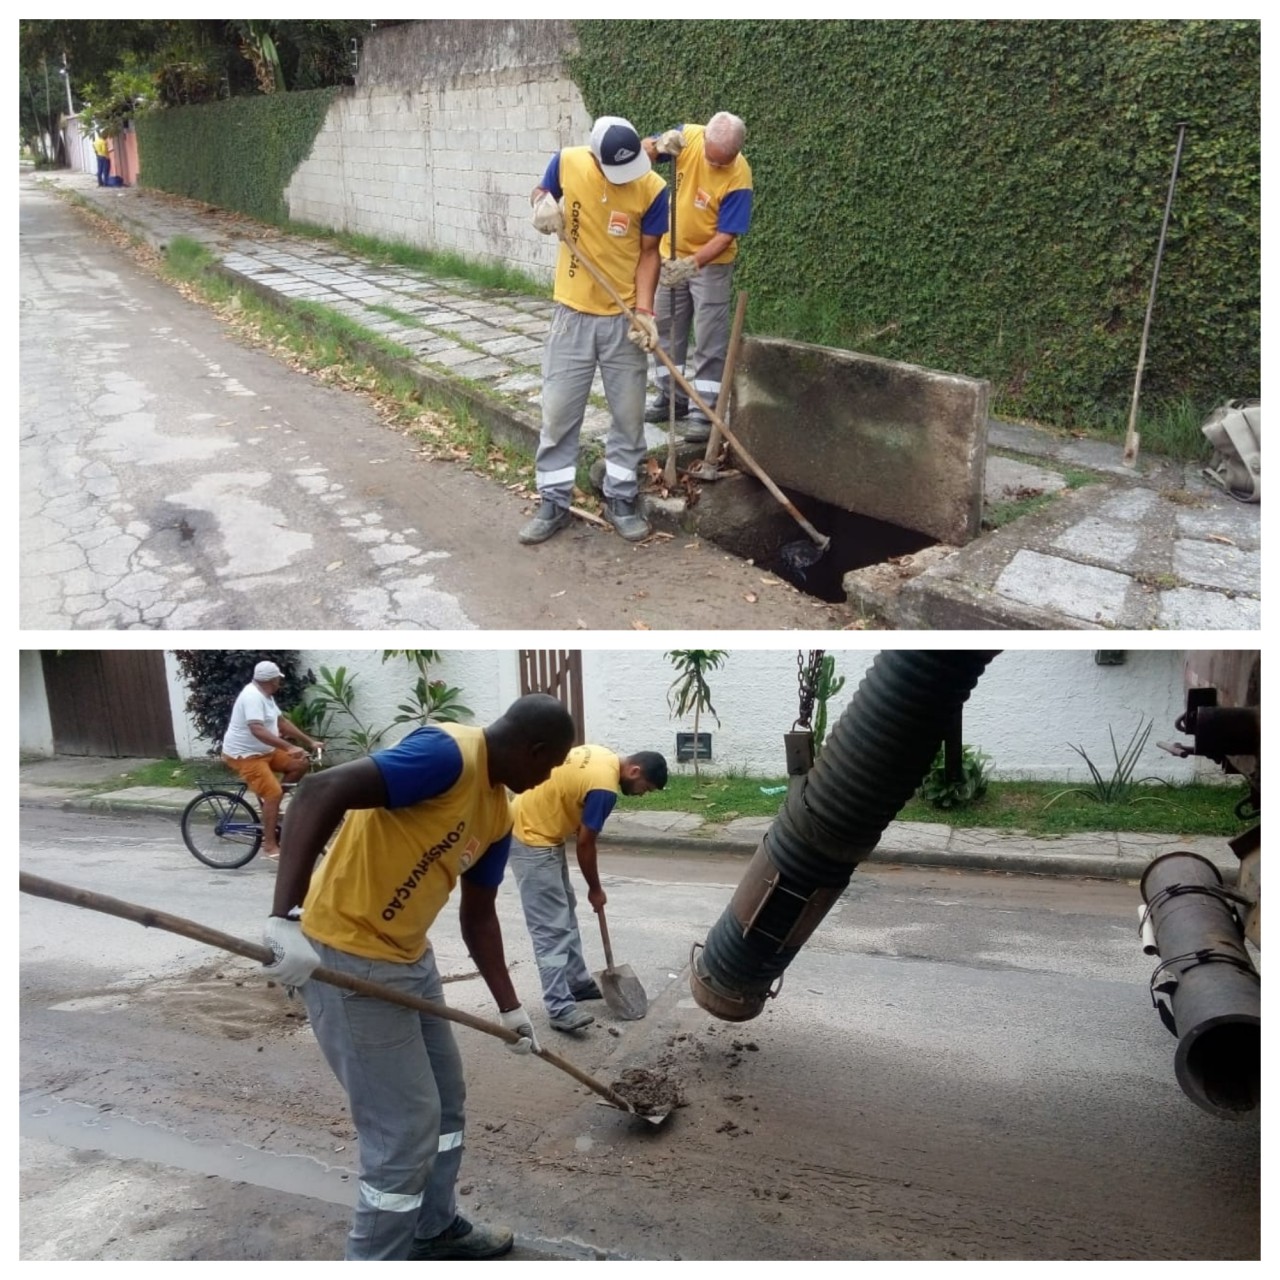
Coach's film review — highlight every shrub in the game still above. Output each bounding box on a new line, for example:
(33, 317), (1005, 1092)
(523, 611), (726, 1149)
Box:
(919, 743), (992, 810)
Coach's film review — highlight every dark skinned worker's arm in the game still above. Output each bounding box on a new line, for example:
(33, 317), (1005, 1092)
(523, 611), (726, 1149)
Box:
(271, 757), (387, 918)
(459, 878), (522, 1012)
(460, 875), (540, 1053)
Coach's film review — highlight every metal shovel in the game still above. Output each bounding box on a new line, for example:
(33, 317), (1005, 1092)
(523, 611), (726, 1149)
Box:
(595, 905), (648, 1020)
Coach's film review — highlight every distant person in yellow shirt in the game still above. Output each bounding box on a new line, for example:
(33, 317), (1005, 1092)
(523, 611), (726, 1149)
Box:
(93, 132), (111, 187)
(642, 113), (753, 443)
(510, 744), (668, 1032)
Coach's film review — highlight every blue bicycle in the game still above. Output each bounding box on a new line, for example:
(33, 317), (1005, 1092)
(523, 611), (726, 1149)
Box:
(180, 748), (321, 868)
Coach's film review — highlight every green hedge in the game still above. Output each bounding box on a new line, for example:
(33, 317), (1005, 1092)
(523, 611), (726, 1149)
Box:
(134, 88), (338, 225)
(570, 19), (1259, 428)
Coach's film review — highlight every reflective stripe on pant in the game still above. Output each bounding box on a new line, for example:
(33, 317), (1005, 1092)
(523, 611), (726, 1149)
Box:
(653, 261), (735, 409)
(537, 304), (647, 504)
(302, 941), (465, 1261)
(510, 838), (595, 1018)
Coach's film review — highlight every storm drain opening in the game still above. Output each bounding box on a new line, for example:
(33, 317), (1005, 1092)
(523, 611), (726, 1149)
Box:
(702, 483), (937, 603)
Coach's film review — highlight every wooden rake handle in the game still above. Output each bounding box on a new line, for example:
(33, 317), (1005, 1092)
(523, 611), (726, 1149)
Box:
(555, 229), (829, 551)
(18, 871), (637, 1114)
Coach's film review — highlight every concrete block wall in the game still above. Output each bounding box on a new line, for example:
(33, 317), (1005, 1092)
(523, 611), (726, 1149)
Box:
(284, 20), (591, 282)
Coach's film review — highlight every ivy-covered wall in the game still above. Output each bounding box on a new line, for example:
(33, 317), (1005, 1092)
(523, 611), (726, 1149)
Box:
(134, 88), (338, 225)
(570, 19), (1259, 428)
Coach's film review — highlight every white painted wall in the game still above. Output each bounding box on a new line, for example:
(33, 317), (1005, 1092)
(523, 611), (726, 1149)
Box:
(285, 20), (589, 282)
(226, 648), (1211, 784)
(19, 651), (55, 758)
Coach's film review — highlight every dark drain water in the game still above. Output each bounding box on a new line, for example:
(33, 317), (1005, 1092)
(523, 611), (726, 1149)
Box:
(764, 492), (936, 602)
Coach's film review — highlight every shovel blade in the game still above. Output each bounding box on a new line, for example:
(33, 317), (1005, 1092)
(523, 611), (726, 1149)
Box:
(596, 964), (648, 1020)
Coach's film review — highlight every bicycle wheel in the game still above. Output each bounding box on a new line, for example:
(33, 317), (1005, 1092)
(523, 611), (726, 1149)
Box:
(181, 791), (263, 868)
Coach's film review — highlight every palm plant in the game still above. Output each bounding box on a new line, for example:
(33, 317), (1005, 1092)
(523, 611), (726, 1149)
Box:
(665, 649), (727, 781)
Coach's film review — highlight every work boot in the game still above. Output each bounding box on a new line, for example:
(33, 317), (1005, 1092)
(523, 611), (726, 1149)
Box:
(549, 1006), (595, 1033)
(518, 500), (571, 545)
(409, 1215), (514, 1261)
(603, 497), (651, 542)
(644, 395), (687, 423)
(682, 413), (712, 444)
(570, 979), (604, 1002)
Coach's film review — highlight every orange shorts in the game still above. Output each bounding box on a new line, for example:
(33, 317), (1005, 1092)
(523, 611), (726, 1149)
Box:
(222, 748), (295, 801)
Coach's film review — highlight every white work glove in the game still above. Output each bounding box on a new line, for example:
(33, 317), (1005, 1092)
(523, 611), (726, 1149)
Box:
(657, 129), (686, 155)
(531, 191), (564, 236)
(263, 916), (321, 988)
(627, 311), (660, 353)
(499, 1005), (541, 1055)
(660, 256), (700, 289)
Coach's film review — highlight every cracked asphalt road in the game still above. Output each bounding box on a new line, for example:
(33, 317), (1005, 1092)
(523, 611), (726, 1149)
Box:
(19, 180), (853, 631)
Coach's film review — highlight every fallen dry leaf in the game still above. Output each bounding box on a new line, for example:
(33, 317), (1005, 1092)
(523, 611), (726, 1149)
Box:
(325, 561), (344, 572)
(759, 577), (782, 586)
(1207, 534), (1236, 546)
(631, 620), (651, 630)
(744, 592), (758, 603)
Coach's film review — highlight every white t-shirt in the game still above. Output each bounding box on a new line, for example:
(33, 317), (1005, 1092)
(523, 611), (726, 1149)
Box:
(221, 682), (281, 758)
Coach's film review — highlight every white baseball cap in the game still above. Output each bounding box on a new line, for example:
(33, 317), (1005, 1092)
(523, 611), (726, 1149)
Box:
(589, 116), (651, 185)
(254, 660), (283, 682)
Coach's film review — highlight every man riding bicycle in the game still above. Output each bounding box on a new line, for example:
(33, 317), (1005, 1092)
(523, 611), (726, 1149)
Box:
(220, 661), (323, 859)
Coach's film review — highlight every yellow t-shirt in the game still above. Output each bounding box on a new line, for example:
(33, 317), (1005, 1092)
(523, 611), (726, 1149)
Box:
(93, 137), (109, 157)
(512, 744), (621, 847)
(553, 147), (667, 316)
(301, 724), (513, 964)
(662, 123), (753, 265)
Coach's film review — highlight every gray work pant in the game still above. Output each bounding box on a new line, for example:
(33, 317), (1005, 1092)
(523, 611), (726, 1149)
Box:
(302, 940), (465, 1261)
(510, 838), (596, 1018)
(536, 304), (647, 505)
(653, 261), (735, 412)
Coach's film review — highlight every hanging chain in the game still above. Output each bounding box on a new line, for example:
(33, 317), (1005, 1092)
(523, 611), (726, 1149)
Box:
(794, 650), (824, 730)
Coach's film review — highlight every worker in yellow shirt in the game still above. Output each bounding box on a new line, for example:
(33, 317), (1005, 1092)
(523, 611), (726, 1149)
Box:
(642, 113), (753, 443)
(521, 117), (669, 545)
(510, 744), (668, 1031)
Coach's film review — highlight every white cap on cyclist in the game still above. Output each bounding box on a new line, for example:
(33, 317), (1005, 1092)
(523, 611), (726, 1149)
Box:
(253, 660), (283, 682)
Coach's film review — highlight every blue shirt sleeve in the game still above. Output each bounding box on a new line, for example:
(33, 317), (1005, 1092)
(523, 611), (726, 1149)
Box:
(371, 727), (464, 810)
(539, 154), (562, 200)
(641, 186), (670, 237)
(580, 789), (617, 833)
(462, 832), (511, 887)
(717, 189), (753, 236)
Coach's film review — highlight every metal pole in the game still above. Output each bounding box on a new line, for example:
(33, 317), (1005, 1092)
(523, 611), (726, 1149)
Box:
(1122, 122), (1188, 469)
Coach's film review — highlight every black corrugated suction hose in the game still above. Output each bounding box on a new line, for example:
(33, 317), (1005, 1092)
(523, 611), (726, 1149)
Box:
(692, 650), (1000, 1020)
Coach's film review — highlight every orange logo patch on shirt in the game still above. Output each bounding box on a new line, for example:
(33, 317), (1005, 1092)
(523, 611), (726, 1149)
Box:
(459, 836), (482, 871)
(694, 187), (712, 210)
(607, 211), (631, 237)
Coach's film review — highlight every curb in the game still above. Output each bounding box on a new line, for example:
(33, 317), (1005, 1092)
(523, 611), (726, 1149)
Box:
(22, 790), (1200, 884)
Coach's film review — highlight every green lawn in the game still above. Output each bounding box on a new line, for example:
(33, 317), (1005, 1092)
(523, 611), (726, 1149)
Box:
(616, 773), (1247, 837)
(105, 759), (1246, 838)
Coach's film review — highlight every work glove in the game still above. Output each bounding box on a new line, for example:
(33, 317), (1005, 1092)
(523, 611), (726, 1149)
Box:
(499, 1005), (541, 1055)
(657, 129), (686, 155)
(660, 256), (700, 289)
(627, 311), (660, 353)
(263, 916), (321, 989)
(531, 191), (564, 236)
